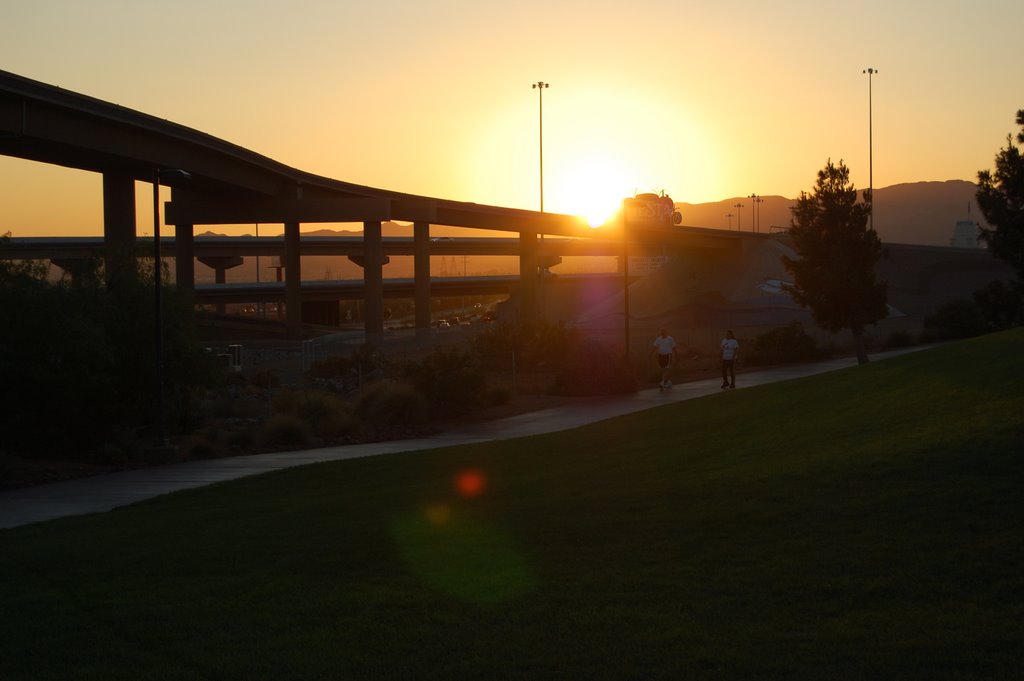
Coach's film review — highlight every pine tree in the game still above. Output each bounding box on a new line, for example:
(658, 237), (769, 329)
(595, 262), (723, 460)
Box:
(783, 159), (888, 364)
(976, 109), (1024, 285)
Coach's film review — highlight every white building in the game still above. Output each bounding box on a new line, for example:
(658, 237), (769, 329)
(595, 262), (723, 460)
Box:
(950, 220), (982, 248)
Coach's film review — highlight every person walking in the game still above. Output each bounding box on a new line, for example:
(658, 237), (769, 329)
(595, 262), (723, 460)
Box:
(720, 330), (739, 389)
(653, 328), (678, 390)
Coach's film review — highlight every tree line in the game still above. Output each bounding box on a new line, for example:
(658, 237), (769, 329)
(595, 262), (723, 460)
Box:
(781, 108), (1023, 363)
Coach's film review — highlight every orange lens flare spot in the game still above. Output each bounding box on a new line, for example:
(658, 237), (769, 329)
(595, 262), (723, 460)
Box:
(425, 503), (451, 525)
(454, 469), (487, 498)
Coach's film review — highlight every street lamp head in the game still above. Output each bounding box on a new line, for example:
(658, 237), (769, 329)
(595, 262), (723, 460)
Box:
(533, 81), (549, 89)
(863, 67), (878, 75)
(156, 168), (191, 183)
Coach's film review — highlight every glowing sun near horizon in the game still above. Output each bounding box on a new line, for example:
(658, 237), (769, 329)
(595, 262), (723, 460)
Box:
(552, 155), (633, 227)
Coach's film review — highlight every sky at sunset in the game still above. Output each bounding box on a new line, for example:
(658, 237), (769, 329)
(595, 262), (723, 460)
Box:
(1, 0), (1022, 236)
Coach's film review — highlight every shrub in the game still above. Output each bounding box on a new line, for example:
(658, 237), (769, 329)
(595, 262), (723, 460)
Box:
(354, 381), (429, 427)
(247, 370), (281, 391)
(222, 427), (256, 454)
(884, 330), (915, 349)
(1, 260), (116, 453)
(307, 355), (355, 380)
(308, 344), (383, 391)
(0, 245), (218, 459)
(271, 389), (304, 415)
(180, 431), (222, 460)
(521, 322), (581, 371)
(549, 341), (639, 396)
(259, 414), (314, 449)
(485, 385), (511, 406)
(274, 389), (337, 420)
(472, 321), (580, 372)
(747, 322), (824, 365)
(472, 322), (530, 370)
(272, 389), (359, 438)
(973, 279), (1023, 331)
(403, 345), (486, 418)
(312, 409), (360, 439)
(203, 393), (266, 421)
(923, 300), (989, 341)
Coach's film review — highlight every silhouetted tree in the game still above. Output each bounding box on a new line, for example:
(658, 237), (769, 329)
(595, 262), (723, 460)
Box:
(973, 279), (1023, 330)
(977, 109), (1024, 285)
(783, 159), (888, 364)
(0, 236), (218, 458)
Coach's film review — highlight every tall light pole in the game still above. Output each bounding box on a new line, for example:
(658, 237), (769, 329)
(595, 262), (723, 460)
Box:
(725, 212), (734, 229)
(750, 194), (764, 233)
(733, 202), (745, 231)
(532, 81), (549, 212)
(863, 67), (877, 231)
(532, 81), (549, 320)
(622, 198), (632, 360)
(152, 167), (190, 446)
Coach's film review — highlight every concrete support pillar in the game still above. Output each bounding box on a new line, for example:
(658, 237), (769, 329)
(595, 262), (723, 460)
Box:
(174, 225), (195, 291)
(413, 221), (431, 339)
(518, 230), (539, 326)
(50, 258), (82, 283)
(197, 256), (245, 285)
(363, 220), (384, 348)
(101, 172), (136, 287)
(270, 258), (285, 319)
(172, 189), (195, 308)
(284, 221), (302, 339)
(198, 255), (244, 314)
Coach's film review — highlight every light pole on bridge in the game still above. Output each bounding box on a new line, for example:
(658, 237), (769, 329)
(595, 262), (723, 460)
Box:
(863, 67), (878, 231)
(532, 81), (549, 213)
(750, 194), (764, 233)
(532, 81), (550, 321)
(152, 167), (190, 446)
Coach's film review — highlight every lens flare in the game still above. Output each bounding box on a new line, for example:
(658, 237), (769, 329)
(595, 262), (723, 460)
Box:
(455, 468), (487, 498)
(391, 509), (536, 605)
(425, 503), (451, 525)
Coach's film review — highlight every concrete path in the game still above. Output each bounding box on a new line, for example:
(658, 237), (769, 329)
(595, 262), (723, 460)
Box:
(0, 350), (921, 530)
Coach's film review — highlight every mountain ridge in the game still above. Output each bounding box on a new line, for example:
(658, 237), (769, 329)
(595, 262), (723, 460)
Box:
(676, 179), (984, 246)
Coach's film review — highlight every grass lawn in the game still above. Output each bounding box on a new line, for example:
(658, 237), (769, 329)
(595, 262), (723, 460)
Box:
(2, 330), (1022, 680)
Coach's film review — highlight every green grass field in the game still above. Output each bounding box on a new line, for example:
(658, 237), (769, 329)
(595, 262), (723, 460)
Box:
(2, 330), (1022, 680)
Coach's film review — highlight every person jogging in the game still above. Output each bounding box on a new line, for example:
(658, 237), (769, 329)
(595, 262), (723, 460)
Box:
(720, 330), (739, 389)
(652, 328), (678, 391)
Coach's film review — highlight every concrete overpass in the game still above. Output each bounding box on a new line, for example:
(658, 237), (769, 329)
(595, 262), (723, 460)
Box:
(1, 235), (624, 261)
(0, 68), (759, 341)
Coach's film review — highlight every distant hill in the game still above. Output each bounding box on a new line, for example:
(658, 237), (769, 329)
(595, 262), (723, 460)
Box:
(676, 180), (986, 247)
(871, 180), (985, 246)
(196, 221), (508, 242)
(191, 221), (517, 283)
(197, 221), (416, 239)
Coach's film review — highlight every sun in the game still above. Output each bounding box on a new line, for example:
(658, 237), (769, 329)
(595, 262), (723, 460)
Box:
(551, 155), (632, 227)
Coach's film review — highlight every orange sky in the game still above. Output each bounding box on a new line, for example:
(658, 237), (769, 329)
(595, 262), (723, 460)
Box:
(2, 0), (1022, 236)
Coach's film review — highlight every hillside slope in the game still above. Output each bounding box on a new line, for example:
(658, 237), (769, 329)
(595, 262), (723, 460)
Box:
(676, 180), (985, 246)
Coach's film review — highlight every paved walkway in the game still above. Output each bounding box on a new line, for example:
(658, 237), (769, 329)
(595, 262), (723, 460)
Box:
(0, 350), (921, 530)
